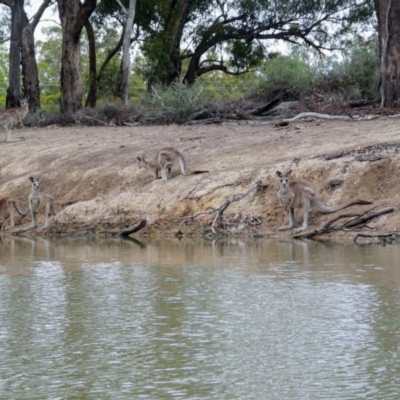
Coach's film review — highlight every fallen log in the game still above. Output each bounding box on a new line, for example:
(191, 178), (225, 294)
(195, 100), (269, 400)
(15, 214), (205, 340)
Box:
(283, 112), (354, 122)
(348, 100), (372, 108)
(235, 108), (255, 121)
(248, 97), (281, 116)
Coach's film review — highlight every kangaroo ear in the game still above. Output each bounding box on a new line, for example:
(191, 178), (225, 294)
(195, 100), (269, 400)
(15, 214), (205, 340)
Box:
(286, 169), (292, 177)
(29, 176), (34, 182)
(137, 157), (142, 162)
(276, 171), (282, 177)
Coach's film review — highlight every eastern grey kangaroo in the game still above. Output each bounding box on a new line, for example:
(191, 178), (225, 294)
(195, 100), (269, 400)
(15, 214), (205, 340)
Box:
(137, 147), (208, 180)
(24, 177), (57, 230)
(0, 97), (29, 142)
(276, 170), (372, 232)
(0, 196), (29, 229)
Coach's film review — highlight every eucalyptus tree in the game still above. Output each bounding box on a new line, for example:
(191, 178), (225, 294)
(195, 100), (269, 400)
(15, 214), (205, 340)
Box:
(374, 0), (400, 107)
(56, 0), (97, 114)
(139, 0), (374, 87)
(0, 0), (52, 110)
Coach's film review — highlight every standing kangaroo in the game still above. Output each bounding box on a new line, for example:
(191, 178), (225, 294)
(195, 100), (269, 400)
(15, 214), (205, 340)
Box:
(24, 177), (57, 230)
(0, 97), (29, 142)
(137, 147), (207, 180)
(276, 170), (372, 232)
(0, 196), (29, 229)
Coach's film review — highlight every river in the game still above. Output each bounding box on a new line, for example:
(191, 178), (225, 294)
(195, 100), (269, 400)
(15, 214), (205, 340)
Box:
(0, 236), (400, 399)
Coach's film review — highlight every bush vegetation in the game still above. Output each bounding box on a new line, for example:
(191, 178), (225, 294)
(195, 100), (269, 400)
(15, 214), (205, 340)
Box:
(0, 39), (380, 122)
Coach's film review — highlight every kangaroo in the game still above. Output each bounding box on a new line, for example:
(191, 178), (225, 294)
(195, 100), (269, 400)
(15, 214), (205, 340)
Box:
(276, 170), (372, 232)
(24, 177), (57, 231)
(137, 147), (208, 180)
(0, 196), (29, 229)
(0, 97), (29, 142)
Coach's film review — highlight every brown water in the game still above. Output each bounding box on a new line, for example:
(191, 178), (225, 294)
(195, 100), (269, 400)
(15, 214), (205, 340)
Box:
(0, 236), (400, 399)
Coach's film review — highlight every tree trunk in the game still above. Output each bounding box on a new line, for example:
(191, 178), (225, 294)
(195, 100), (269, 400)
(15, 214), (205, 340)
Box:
(147, 0), (192, 89)
(374, 0), (400, 107)
(84, 20), (97, 107)
(6, 0), (24, 108)
(114, 0), (137, 104)
(20, 0), (52, 111)
(57, 0), (97, 114)
(21, 21), (40, 111)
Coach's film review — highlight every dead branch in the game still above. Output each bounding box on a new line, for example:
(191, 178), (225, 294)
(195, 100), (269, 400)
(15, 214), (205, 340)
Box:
(292, 207), (395, 239)
(185, 182), (236, 201)
(184, 117), (225, 125)
(173, 181), (268, 236)
(342, 207), (394, 229)
(353, 232), (400, 244)
(348, 100), (372, 108)
(61, 199), (84, 207)
(355, 155), (383, 162)
(187, 108), (213, 121)
(235, 108), (255, 121)
(112, 219), (147, 237)
(211, 180), (264, 235)
(74, 112), (108, 125)
(248, 97), (282, 116)
(283, 112), (354, 122)
(322, 150), (349, 160)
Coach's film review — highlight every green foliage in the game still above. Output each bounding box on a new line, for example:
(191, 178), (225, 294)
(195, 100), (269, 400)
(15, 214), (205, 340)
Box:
(36, 26), (62, 97)
(319, 41), (380, 100)
(258, 55), (315, 99)
(143, 80), (214, 122)
(41, 93), (61, 111)
(0, 44), (9, 104)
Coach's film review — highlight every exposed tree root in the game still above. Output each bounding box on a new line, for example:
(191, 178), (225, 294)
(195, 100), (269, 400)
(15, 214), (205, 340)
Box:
(173, 180), (268, 237)
(111, 219), (147, 237)
(292, 206), (395, 239)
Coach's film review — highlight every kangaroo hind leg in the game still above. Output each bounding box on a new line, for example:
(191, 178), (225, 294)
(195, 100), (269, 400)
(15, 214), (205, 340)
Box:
(279, 207), (296, 231)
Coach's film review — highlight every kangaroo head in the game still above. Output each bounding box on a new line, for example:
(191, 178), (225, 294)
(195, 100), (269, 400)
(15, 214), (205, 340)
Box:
(19, 97), (29, 108)
(276, 170), (292, 188)
(137, 155), (146, 168)
(29, 176), (40, 190)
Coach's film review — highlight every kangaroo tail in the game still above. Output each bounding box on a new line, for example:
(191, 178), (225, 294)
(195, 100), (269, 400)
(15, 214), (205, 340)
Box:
(191, 170), (209, 175)
(12, 200), (29, 216)
(177, 154), (189, 175)
(313, 198), (372, 214)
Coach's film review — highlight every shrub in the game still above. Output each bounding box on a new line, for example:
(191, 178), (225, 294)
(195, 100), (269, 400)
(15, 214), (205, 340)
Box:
(143, 80), (215, 123)
(257, 55), (315, 100)
(316, 42), (380, 101)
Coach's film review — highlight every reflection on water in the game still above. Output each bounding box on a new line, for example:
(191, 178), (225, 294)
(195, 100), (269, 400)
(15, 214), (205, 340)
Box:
(0, 236), (400, 399)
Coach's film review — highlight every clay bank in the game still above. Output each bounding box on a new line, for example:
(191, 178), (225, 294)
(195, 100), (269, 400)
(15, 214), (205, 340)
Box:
(1, 118), (400, 242)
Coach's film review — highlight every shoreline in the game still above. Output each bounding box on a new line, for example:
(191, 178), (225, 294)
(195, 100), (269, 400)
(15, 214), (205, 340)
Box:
(1, 120), (399, 241)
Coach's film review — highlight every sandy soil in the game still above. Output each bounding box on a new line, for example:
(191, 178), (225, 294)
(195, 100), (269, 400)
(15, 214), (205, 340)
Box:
(1, 117), (400, 241)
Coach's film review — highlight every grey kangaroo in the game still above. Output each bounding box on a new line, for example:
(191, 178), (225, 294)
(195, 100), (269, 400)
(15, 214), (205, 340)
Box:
(0, 196), (29, 229)
(24, 177), (57, 230)
(276, 169), (372, 232)
(137, 147), (208, 180)
(0, 97), (29, 142)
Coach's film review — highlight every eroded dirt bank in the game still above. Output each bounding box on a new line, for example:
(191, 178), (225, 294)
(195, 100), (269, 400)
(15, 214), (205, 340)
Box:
(1, 118), (400, 241)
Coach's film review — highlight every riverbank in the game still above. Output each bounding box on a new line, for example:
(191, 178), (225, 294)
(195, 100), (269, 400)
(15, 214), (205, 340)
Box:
(1, 117), (400, 241)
